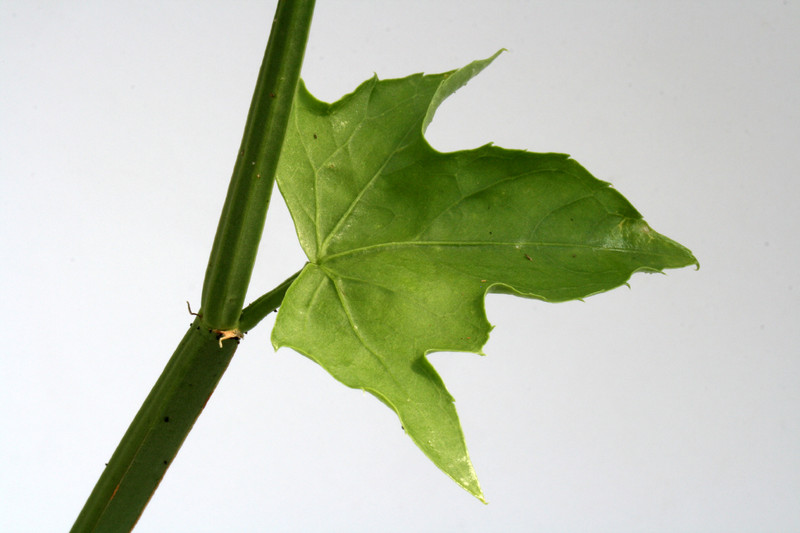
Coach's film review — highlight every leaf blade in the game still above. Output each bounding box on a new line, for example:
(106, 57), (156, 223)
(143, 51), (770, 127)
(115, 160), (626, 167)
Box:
(273, 53), (696, 500)
(271, 263), (486, 499)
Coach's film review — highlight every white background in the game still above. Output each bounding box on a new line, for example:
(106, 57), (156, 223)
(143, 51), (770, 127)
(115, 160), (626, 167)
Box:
(2, 1), (798, 531)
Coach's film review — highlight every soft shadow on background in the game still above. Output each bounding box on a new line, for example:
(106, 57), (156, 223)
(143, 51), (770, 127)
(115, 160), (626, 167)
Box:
(2, 1), (798, 531)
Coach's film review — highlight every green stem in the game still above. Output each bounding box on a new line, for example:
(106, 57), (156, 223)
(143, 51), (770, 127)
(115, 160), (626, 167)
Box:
(70, 269), (300, 532)
(239, 269), (302, 332)
(71, 1), (315, 530)
(71, 319), (237, 532)
(201, 0), (315, 331)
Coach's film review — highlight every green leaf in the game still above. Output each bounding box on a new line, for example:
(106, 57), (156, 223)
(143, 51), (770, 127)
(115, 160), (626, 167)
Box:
(271, 51), (697, 501)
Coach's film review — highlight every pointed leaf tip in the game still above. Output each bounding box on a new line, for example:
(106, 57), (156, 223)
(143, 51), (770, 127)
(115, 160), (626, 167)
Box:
(423, 49), (505, 133)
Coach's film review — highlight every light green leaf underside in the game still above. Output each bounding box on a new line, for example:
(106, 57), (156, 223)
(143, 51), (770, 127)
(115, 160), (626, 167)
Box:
(272, 52), (697, 501)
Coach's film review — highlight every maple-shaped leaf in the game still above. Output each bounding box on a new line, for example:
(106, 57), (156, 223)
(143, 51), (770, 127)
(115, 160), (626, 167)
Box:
(271, 52), (697, 501)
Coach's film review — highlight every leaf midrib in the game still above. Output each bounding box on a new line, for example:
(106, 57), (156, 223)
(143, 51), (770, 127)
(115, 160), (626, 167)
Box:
(317, 238), (673, 263)
(316, 87), (428, 258)
(319, 264), (421, 399)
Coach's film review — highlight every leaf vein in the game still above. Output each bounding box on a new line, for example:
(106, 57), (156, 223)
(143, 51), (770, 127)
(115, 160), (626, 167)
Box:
(318, 118), (421, 256)
(320, 265), (414, 396)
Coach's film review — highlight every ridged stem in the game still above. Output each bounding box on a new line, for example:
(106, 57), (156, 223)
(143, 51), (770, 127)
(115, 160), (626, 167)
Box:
(201, 0), (315, 330)
(71, 2), (315, 530)
(70, 320), (237, 532)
